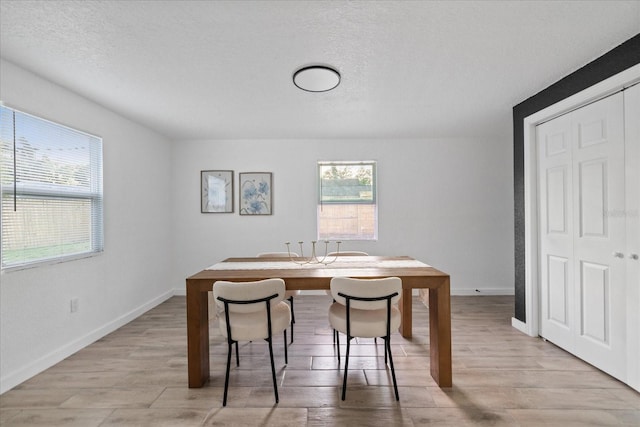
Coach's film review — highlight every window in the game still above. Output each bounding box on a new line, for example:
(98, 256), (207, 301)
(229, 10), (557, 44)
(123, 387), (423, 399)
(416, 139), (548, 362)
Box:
(0, 106), (103, 269)
(317, 161), (377, 240)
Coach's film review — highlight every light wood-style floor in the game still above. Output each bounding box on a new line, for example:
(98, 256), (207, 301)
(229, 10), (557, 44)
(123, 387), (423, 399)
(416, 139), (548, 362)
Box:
(1, 295), (639, 426)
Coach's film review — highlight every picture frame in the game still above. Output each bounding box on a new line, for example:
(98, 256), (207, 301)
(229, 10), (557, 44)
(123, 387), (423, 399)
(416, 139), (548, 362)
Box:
(201, 170), (234, 213)
(239, 172), (273, 215)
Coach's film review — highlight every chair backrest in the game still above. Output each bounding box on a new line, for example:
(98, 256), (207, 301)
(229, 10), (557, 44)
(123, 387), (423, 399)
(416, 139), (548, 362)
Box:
(257, 252), (299, 257)
(330, 277), (402, 310)
(213, 279), (286, 314)
(327, 251), (369, 256)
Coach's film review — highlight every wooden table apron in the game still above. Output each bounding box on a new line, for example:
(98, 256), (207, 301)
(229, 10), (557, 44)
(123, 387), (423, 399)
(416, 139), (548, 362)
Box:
(186, 256), (452, 388)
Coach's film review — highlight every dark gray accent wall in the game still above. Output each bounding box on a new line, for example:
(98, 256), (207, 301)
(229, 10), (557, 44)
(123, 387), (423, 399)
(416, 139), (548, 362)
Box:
(512, 34), (640, 322)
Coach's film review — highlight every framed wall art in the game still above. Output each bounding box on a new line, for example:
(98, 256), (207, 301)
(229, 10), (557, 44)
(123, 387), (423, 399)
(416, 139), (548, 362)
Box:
(239, 172), (272, 215)
(201, 170), (233, 213)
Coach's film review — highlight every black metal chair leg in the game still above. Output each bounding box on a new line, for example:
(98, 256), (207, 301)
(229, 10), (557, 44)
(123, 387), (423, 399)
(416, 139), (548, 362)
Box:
(267, 337), (279, 404)
(284, 330), (288, 364)
(288, 296), (295, 343)
(386, 336), (399, 401)
(223, 341), (233, 407)
(336, 330), (340, 362)
(235, 341), (239, 366)
(331, 298), (336, 345)
(341, 336), (351, 400)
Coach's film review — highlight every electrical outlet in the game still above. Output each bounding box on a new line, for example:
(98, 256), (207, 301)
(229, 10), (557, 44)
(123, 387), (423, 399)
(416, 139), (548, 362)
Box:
(70, 298), (79, 313)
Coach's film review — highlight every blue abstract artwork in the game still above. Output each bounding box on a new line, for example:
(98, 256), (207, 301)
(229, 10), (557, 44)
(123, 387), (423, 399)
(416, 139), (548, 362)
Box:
(239, 172), (272, 215)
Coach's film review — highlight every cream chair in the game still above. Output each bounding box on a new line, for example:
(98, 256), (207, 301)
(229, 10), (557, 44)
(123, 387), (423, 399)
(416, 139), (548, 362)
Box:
(326, 251), (369, 343)
(329, 276), (402, 401)
(213, 278), (291, 406)
(257, 252), (300, 343)
(327, 251), (369, 256)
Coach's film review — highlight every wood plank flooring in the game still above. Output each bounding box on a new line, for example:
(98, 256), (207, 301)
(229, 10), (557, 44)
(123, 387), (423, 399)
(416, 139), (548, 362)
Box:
(1, 295), (639, 426)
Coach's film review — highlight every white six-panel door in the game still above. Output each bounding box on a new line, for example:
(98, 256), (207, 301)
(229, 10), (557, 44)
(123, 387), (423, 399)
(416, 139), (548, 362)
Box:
(624, 83), (640, 391)
(538, 112), (574, 349)
(538, 92), (627, 381)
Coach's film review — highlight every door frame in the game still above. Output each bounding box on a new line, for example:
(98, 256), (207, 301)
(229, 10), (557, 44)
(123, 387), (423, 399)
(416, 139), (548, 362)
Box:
(514, 63), (640, 338)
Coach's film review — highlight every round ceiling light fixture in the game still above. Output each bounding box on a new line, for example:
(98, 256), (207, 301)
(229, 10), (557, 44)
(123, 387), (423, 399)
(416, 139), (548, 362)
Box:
(293, 65), (340, 92)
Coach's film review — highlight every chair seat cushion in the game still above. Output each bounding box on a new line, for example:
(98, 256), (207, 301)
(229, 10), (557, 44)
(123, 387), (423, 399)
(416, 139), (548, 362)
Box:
(329, 303), (401, 338)
(219, 301), (291, 341)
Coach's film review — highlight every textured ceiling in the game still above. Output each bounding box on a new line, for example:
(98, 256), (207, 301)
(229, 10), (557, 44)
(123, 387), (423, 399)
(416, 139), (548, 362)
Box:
(1, 0), (639, 140)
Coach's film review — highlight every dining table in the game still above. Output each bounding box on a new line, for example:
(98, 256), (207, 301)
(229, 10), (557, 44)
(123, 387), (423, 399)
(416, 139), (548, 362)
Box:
(185, 255), (452, 388)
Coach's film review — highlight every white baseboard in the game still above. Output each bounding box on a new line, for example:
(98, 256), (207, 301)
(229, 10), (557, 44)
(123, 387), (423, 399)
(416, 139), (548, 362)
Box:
(511, 317), (532, 335)
(0, 289), (174, 394)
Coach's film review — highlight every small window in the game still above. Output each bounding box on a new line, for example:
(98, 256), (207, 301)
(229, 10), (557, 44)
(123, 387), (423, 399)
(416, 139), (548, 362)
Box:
(1, 106), (103, 269)
(317, 161), (377, 240)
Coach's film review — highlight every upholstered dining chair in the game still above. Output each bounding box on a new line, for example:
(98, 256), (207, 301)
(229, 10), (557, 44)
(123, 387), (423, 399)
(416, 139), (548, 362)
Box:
(213, 278), (291, 406)
(325, 251), (369, 343)
(328, 276), (402, 401)
(327, 251), (369, 256)
(257, 252), (299, 343)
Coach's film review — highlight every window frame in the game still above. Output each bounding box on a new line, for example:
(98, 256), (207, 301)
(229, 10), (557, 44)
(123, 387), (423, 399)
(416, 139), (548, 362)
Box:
(1, 106), (104, 270)
(316, 160), (378, 241)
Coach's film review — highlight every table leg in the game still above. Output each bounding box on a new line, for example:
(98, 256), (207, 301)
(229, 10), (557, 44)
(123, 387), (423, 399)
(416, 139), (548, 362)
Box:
(429, 278), (452, 387)
(399, 291), (413, 338)
(187, 282), (210, 387)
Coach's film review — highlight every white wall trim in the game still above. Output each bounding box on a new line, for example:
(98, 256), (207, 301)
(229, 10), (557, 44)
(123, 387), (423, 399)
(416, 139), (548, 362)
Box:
(0, 290), (174, 394)
(520, 64), (640, 338)
(511, 317), (529, 334)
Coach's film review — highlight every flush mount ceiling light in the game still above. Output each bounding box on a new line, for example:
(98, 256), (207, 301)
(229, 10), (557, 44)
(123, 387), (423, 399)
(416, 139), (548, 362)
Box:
(293, 65), (340, 92)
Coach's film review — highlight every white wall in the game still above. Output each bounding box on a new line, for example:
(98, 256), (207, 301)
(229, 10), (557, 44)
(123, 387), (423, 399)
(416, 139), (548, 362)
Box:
(0, 60), (174, 393)
(171, 138), (514, 296)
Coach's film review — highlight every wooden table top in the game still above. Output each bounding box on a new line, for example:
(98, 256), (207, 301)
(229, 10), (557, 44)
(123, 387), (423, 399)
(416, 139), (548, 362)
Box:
(186, 256), (449, 290)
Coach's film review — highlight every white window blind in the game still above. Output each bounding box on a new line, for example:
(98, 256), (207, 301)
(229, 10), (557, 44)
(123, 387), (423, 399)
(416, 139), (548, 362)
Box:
(0, 106), (103, 269)
(317, 161), (377, 240)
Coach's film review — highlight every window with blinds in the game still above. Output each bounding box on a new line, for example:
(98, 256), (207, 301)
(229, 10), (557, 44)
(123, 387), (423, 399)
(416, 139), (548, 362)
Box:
(317, 161), (377, 240)
(0, 106), (103, 269)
